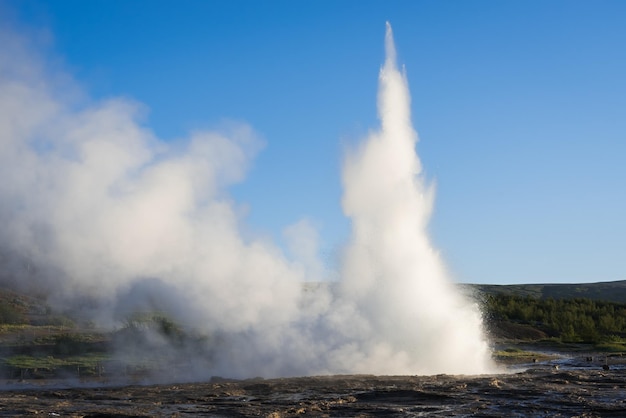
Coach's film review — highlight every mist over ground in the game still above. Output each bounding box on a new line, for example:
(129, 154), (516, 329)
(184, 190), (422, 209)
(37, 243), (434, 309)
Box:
(0, 22), (495, 379)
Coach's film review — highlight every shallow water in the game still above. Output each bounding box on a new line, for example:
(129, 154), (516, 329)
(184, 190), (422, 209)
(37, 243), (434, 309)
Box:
(1, 356), (626, 417)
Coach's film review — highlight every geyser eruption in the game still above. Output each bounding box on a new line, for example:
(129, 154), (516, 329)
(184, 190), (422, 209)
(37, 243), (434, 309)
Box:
(0, 22), (495, 379)
(337, 22), (494, 374)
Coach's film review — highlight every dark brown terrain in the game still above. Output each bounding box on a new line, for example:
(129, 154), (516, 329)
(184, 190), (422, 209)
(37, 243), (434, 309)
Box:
(2, 358), (626, 417)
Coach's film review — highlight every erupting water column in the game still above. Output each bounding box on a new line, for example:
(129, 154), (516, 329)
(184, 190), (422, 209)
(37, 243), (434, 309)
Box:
(338, 23), (496, 375)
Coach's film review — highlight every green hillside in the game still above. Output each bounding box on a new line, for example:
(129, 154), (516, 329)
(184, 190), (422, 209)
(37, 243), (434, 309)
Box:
(470, 280), (626, 304)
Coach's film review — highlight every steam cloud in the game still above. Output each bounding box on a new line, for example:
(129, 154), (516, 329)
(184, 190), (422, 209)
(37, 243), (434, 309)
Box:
(0, 23), (495, 378)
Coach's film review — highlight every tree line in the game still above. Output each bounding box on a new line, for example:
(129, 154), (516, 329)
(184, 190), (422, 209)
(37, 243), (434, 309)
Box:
(484, 294), (626, 343)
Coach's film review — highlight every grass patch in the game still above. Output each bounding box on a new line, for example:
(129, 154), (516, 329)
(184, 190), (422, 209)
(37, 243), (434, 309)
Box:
(0, 324), (32, 333)
(2, 353), (109, 369)
(0, 324), (77, 335)
(492, 347), (558, 364)
(595, 342), (626, 352)
(493, 348), (537, 359)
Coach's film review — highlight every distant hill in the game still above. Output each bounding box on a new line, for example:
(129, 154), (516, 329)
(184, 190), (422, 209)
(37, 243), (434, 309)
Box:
(469, 280), (626, 304)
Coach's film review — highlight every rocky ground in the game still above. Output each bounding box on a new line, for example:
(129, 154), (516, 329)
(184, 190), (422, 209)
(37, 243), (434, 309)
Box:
(1, 355), (626, 417)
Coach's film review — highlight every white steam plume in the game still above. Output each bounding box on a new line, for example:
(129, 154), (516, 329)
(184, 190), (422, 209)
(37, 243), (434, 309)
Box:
(0, 22), (495, 379)
(335, 22), (495, 374)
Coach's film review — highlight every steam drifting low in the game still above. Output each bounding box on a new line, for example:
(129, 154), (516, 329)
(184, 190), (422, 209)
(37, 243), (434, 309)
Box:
(0, 23), (495, 378)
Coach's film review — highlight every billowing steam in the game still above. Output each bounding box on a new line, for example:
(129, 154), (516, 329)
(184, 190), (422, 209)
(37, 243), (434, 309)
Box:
(0, 23), (495, 378)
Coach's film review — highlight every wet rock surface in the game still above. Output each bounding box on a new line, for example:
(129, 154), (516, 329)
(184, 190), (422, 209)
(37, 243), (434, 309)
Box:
(1, 358), (626, 417)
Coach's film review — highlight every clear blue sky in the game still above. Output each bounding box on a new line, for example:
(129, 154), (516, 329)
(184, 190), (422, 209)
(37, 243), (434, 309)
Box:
(4, 0), (625, 284)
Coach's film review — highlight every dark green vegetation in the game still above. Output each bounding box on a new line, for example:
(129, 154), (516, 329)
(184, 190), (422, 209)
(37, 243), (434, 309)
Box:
(470, 280), (626, 348)
(0, 288), (210, 380)
(2, 280), (626, 379)
(484, 294), (626, 347)
(472, 279), (626, 304)
(0, 289), (104, 378)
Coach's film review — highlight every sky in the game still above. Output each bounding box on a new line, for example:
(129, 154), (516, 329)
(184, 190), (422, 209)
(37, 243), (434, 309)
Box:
(2, 0), (625, 285)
